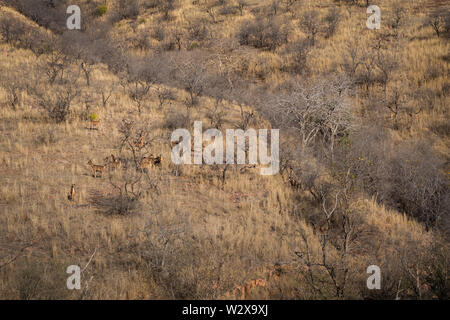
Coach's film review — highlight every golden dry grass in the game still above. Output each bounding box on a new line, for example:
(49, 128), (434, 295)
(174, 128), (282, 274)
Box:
(0, 0), (448, 299)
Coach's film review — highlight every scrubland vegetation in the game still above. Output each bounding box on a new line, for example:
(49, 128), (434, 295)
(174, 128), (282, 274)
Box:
(0, 0), (448, 299)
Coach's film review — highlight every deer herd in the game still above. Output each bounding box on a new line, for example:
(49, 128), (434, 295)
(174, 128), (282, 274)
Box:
(213, 264), (295, 299)
(86, 154), (162, 178)
(68, 154), (161, 201)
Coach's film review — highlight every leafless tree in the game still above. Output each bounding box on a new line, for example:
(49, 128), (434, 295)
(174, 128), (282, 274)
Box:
(122, 78), (152, 114)
(294, 187), (360, 298)
(299, 10), (321, 45)
(0, 243), (33, 270)
(91, 166), (158, 215)
(238, 16), (289, 51)
(383, 83), (408, 128)
(41, 48), (70, 84)
(37, 81), (80, 123)
(172, 25), (185, 51)
(0, 12), (28, 45)
(187, 17), (210, 42)
(155, 87), (175, 109)
(98, 83), (115, 109)
(117, 117), (164, 175)
(267, 78), (353, 153)
(387, 6), (404, 38)
(1, 75), (25, 110)
(341, 40), (363, 81)
(283, 0), (299, 15)
(237, 0), (246, 15)
(375, 49), (398, 94)
(359, 46), (377, 91)
(172, 52), (208, 107)
(159, 0), (176, 21)
(121, 57), (159, 114)
(59, 31), (101, 87)
(427, 10), (446, 38)
(323, 7), (340, 39)
(283, 37), (313, 74)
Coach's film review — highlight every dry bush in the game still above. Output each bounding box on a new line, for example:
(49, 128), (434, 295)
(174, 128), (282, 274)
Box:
(116, 0), (140, 20)
(155, 87), (175, 109)
(40, 48), (71, 85)
(170, 51), (209, 107)
(187, 17), (210, 42)
(386, 6), (404, 38)
(6, 260), (72, 299)
(118, 118), (160, 167)
(35, 79), (81, 123)
(264, 77), (353, 151)
(0, 11), (28, 44)
(158, 0), (177, 21)
(1, 77), (23, 110)
(59, 31), (105, 86)
(120, 57), (160, 114)
(4, 0), (67, 31)
(90, 168), (157, 215)
(323, 7), (341, 39)
(298, 10), (321, 45)
(426, 9), (447, 38)
(238, 16), (289, 51)
(282, 37), (313, 74)
(349, 127), (449, 231)
(384, 142), (449, 229)
(163, 108), (190, 130)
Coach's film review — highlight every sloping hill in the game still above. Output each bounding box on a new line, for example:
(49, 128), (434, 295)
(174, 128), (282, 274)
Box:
(0, 0), (448, 299)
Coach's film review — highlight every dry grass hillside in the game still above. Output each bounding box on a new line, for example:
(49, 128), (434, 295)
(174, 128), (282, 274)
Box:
(0, 0), (448, 299)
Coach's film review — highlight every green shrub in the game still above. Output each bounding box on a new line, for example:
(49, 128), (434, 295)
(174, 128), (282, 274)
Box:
(94, 5), (108, 17)
(189, 41), (199, 50)
(89, 113), (98, 121)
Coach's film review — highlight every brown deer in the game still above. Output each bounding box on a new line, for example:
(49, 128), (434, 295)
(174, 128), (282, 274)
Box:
(89, 120), (100, 130)
(104, 154), (122, 171)
(239, 164), (256, 174)
(232, 278), (267, 299)
(134, 135), (145, 149)
(87, 160), (105, 178)
(139, 155), (162, 171)
(288, 175), (301, 189)
(122, 119), (134, 131)
(67, 184), (75, 201)
(317, 221), (330, 235)
(110, 154), (122, 170)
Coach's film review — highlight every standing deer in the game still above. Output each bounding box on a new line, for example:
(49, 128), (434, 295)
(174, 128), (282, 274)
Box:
(89, 120), (100, 130)
(67, 184), (75, 201)
(104, 154), (122, 171)
(87, 160), (105, 178)
(139, 155), (162, 171)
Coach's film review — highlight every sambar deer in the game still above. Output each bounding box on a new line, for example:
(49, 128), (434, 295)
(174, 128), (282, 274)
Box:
(104, 154), (122, 171)
(89, 120), (100, 130)
(139, 155), (162, 171)
(67, 184), (75, 201)
(87, 160), (105, 178)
